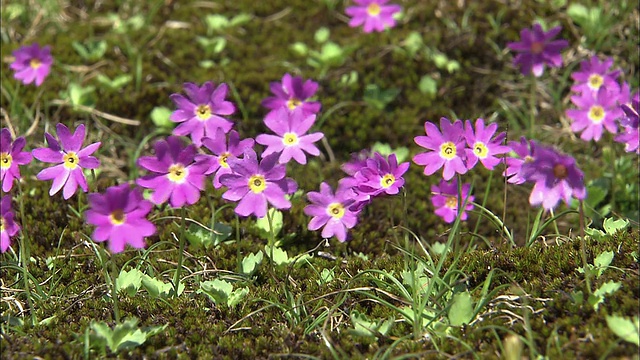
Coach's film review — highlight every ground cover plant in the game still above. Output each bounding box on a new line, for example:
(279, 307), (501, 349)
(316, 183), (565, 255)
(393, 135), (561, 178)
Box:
(1, 0), (638, 358)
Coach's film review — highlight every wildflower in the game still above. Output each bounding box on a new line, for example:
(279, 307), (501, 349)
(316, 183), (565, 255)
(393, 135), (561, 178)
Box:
(256, 108), (324, 164)
(304, 182), (359, 242)
(1, 128), (32, 192)
(413, 117), (467, 180)
(169, 81), (235, 147)
(463, 119), (510, 171)
(503, 136), (537, 185)
(345, 0), (402, 33)
(353, 152), (409, 196)
(219, 149), (297, 218)
(0, 195), (20, 253)
(32, 124), (101, 199)
(570, 56), (621, 94)
(523, 145), (586, 210)
(614, 92), (639, 153)
(197, 129), (255, 188)
(10, 43), (53, 86)
(261, 74), (321, 121)
(507, 23), (568, 77)
(341, 149), (371, 176)
(566, 86), (622, 141)
(431, 179), (475, 224)
(85, 184), (156, 253)
(136, 136), (208, 208)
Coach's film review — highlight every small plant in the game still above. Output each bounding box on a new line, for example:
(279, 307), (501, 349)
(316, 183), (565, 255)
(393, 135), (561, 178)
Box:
(83, 318), (166, 356)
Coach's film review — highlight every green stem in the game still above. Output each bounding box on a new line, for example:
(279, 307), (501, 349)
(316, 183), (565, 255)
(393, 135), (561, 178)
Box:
(579, 201), (592, 295)
(529, 75), (537, 139)
(172, 207), (187, 297)
(17, 182), (36, 327)
(109, 253), (121, 323)
(208, 196), (216, 245)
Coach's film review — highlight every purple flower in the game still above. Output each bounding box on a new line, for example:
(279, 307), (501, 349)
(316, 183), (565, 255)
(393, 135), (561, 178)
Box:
(304, 182), (359, 242)
(503, 137), (538, 185)
(341, 149), (371, 176)
(523, 145), (586, 210)
(431, 179), (475, 224)
(615, 92), (639, 153)
(570, 56), (621, 94)
(85, 184), (156, 253)
(354, 152), (410, 196)
(463, 119), (510, 171)
(169, 81), (235, 147)
(32, 124), (101, 199)
(261, 74), (321, 121)
(566, 86), (622, 141)
(10, 43), (53, 86)
(197, 129), (255, 188)
(219, 149), (297, 218)
(256, 108), (324, 164)
(1, 128), (32, 192)
(1, 195), (20, 253)
(413, 117), (467, 180)
(345, 0), (402, 33)
(136, 136), (208, 208)
(507, 23), (568, 77)
(619, 91), (639, 128)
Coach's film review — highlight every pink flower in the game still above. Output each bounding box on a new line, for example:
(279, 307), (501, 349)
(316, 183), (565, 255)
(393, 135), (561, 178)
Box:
(1, 128), (32, 192)
(304, 182), (359, 242)
(345, 0), (402, 33)
(431, 179), (474, 224)
(196, 129), (255, 188)
(1, 195), (20, 253)
(463, 118), (510, 171)
(413, 117), (467, 180)
(261, 74), (321, 121)
(507, 24), (568, 77)
(10, 43), (53, 86)
(566, 86), (622, 141)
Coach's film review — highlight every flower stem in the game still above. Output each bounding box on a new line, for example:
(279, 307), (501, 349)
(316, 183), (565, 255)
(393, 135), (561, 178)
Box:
(578, 201), (592, 295)
(172, 207), (187, 298)
(17, 182), (36, 327)
(108, 253), (121, 323)
(529, 75), (537, 138)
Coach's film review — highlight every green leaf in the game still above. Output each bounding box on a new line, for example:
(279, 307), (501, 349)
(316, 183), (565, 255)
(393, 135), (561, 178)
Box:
(150, 106), (174, 129)
(590, 281), (622, 310)
(593, 250), (614, 278)
(314, 27), (330, 43)
(227, 287), (249, 308)
(254, 208), (283, 240)
(265, 245), (290, 266)
(605, 315), (640, 346)
(603, 218), (629, 236)
(185, 222), (232, 249)
(585, 227), (606, 241)
(141, 274), (182, 298)
(199, 279), (233, 305)
(418, 75), (438, 96)
(89, 318), (165, 354)
(448, 291), (474, 326)
(316, 268), (335, 285)
(403, 31), (424, 57)
(567, 4), (589, 24)
(241, 250), (264, 276)
(205, 14), (230, 32)
(290, 42), (308, 56)
(115, 268), (144, 297)
(349, 310), (394, 338)
(229, 13), (252, 26)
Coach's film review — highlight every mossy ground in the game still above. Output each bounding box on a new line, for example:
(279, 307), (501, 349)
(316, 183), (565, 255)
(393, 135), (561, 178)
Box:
(1, 0), (639, 358)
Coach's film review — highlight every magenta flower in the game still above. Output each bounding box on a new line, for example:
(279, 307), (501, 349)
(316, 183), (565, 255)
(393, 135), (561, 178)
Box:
(304, 182), (359, 242)
(523, 145), (586, 210)
(10, 43), (53, 86)
(32, 124), (101, 199)
(503, 137), (538, 185)
(219, 149), (297, 218)
(341, 149), (371, 176)
(169, 81), (235, 147)
(570, 56), (621, 94)
(566, 86), (622, 141)
(1, 128), (32, 192)
(345, 0), (402, 33)
(431, 179), (475, 224)
(1, 195), (20, 253)
(136, 136), (208, 208)
(256, 108), (324, 165)
(507, 23), (568, 77)
(85, 184), (156, 253)
(413, 117), (467, 180)
(615, 92), (639, 153)
(463, 119), (510, 171)
(197, 129), (255, 188)
(354, 152), (409, 196)
(261, 74), (321, 121)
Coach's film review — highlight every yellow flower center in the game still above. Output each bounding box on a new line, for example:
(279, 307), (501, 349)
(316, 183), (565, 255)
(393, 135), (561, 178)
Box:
(473, 142), (489, 158)
(439, 142), (457, 160)
(0, 217), (5, 232)
(445, 196), (458, 209)
(530, 41), (544, 54)
(588, 105), (605, 123)
(287, 98), (302, 110)
(248, 174), (266, 193)
(218, 152), (230, 168)
(327, 202), (345, 219)
(553, 164), (568, 179)
(30, 58), (42, 69)
(380, 173), (395, 188)
(588, 74), (603, 90)
(63, 152), (79, 170)
(282, 132), (299, 146)
(167, 164), (188, 183)
(109, 209), (126, 225)
(195, 104), (212, 120)
(524, 155), (534, 163)
(367, 3), (381, 16)
(1, 152), (12, 170)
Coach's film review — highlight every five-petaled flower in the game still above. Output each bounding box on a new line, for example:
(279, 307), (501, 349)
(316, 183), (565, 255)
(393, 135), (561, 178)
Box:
(413, 117), (467, 180)
(197, 129), (255, 188)
(614, 91), (639, 153)
(1, 128), (33, 192)
(464, 118), (510, 171)
(566, 86), (623, 141)
(170, 81), (235, 147)
(85, 184), (157, 253)
(256, 108), (324, 164)
(507, 23), (568, 77)
(345, 0), (402, 33)
(353, 152), (409, 196)
(430, 178), (475, 224)
(137, 136), (209, 208)
(219, 149), (297, 218)
(261, 74), (321, 122)
(1, 195), (20, 253)
(32, 123), (101, 199)
(304, 182), (359, 242)
(10, 43), (53, 86)
(570, 56), (621, 95)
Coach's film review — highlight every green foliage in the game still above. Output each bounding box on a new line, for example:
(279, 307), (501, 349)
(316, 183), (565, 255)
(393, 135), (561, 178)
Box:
(149, 106), (174, 129)
(198, 279), (249, 308)
(141, 274), (184, 298)
(240, 250), (264, 276)
(254, 208), (283, 240)
(370, 142), (409, 163)
(71, 40), (107, 62)
(85, 318), (166, 355)
(184, 222), (232, 249)
(363, 84), (401, 110)
(348, 310), (394, 339)
(115, 268), (143, 297)
(585, 217), (629, 241)
(606, 315), (640, 346)
(59, 82), (96, 108)
(589, 280), (621, 311)
(95, 73), (132, 92)
(448, 291), (474, 326)
(316, 267), (335, 286)
(204, 13), (252, 35)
